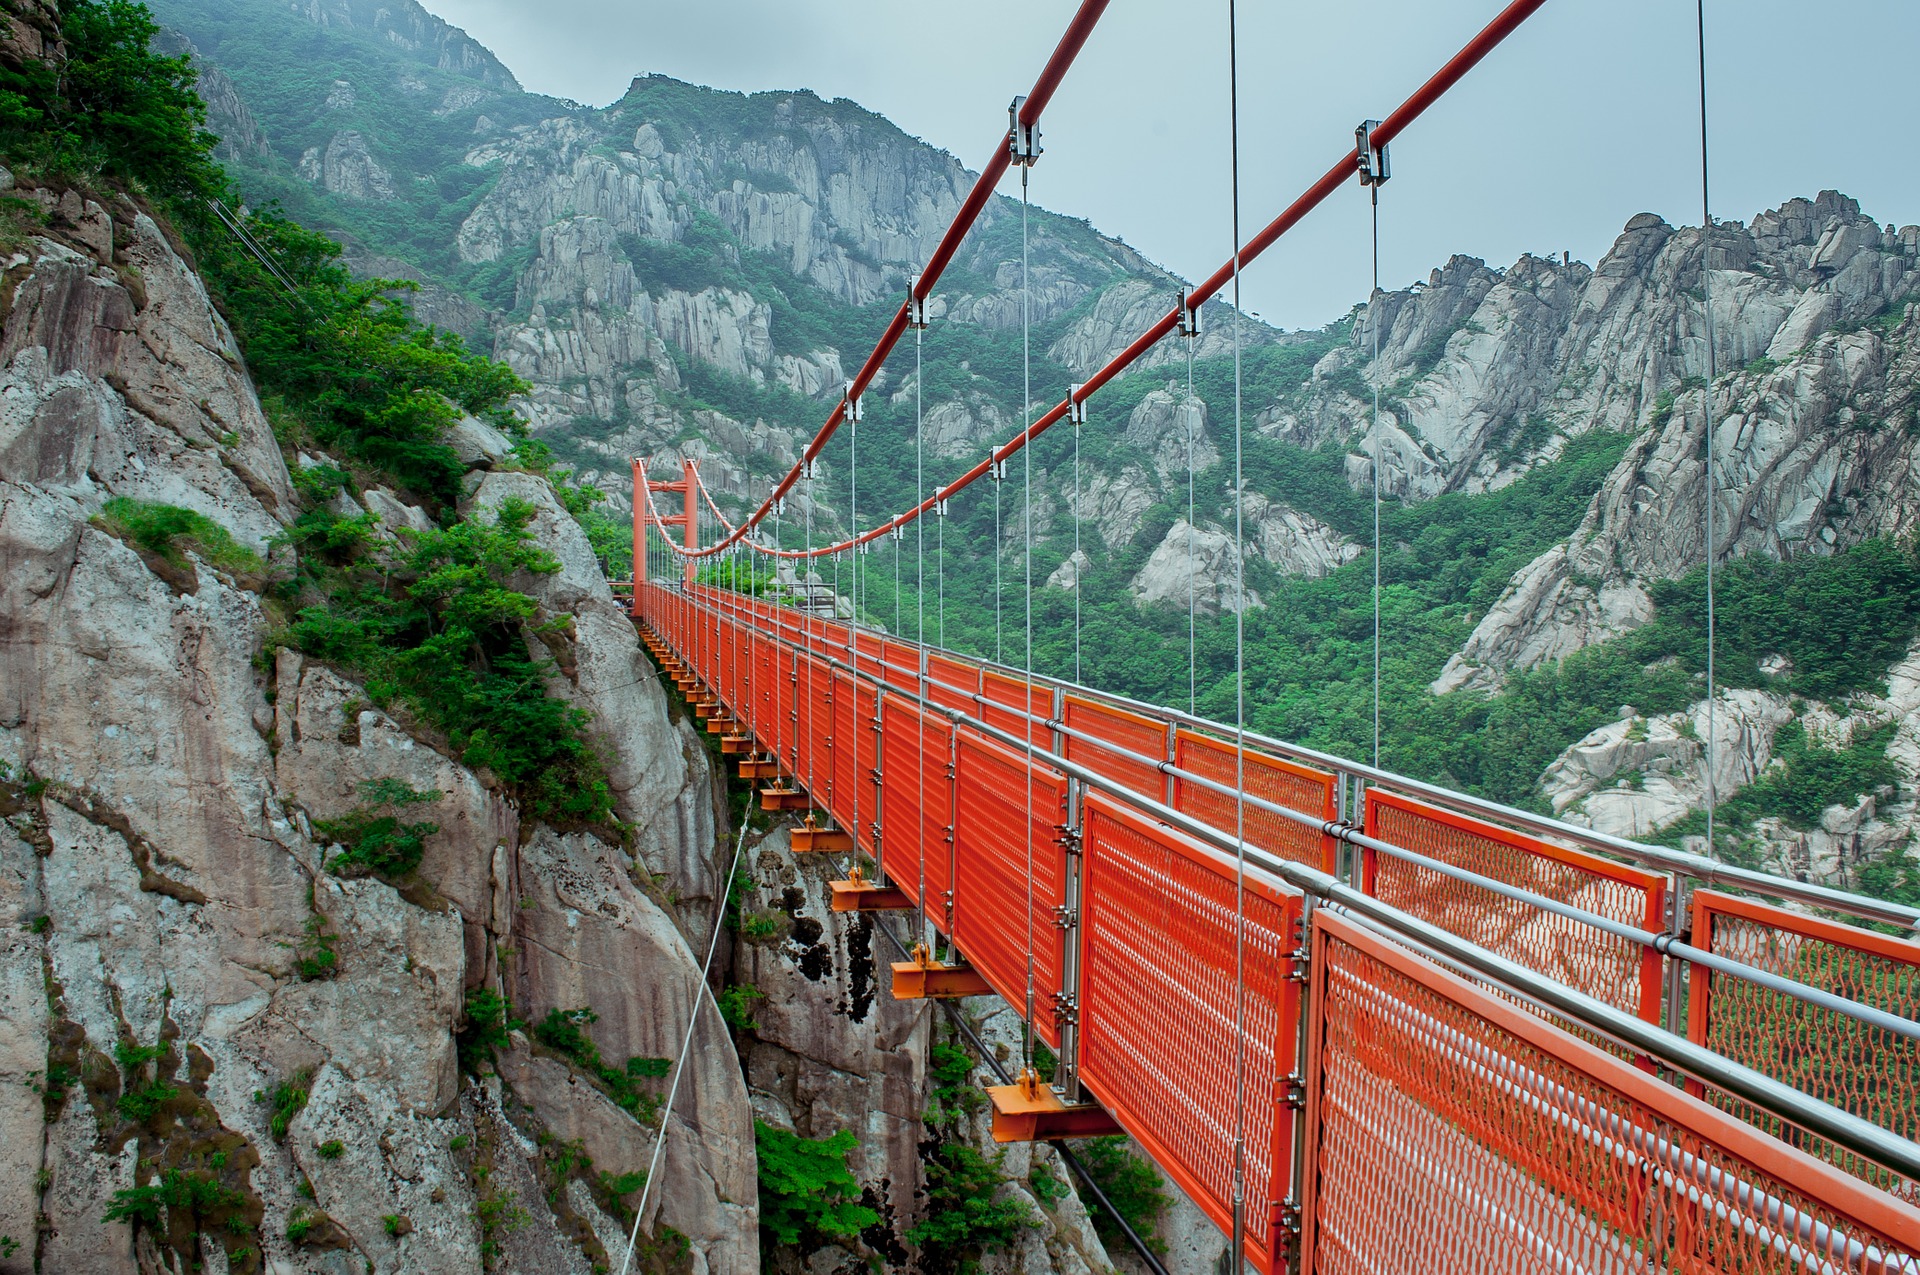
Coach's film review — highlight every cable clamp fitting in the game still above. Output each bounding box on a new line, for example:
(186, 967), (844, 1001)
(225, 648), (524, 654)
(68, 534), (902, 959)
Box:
(1067, 385), (1087, 426)
(857, 540), (871, 556)
(843, 382), (863, 424)
(1355, 119), (1390, 187)
(1051, 904), (1078, 931)
(907, 274), (930, 330)
(1281, 1071), (1307, 1111)
(1008, 96), (1042, 167)
(1050, 990), (1079, 1025)
(802, 458), (821, 482)
(988, 457), (1008, 482)
(1176, 290), (1202, 339)
(934, 492), (950, 517)
(891, 524), (905, 542)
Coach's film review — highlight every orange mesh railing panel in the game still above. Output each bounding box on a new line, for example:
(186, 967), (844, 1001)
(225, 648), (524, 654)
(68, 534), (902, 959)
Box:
(1363, 790), (1666, 1021)
(879, 696), (952, 921)
(797, 654), (834, 799)
(981, 668), (1051, 745)
(1174, 729), (1337, 872)
(1063, 696), (1168, 801)
(1301, 911), (1920, 1273)
(1689, 890), (1920, 1199)
(926, 651), (978, 715)
(952, 732), (1066, 1048)
(830, 671), (877, 848)
(1079, 793), (1300, 1275)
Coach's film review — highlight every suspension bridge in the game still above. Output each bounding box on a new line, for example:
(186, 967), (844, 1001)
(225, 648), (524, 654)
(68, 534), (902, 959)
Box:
(615, 0), (1920, 1269)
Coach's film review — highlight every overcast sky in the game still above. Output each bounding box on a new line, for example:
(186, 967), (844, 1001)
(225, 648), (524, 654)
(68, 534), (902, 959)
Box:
(418, 0), (1919, 332)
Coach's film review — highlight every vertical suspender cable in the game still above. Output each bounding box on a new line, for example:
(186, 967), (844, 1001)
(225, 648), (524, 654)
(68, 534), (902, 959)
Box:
(1020, 155), (1038, 1071)
(1370, 188), (1383, 769)
(995, 464), (1004, 664)
(1226, 0), (1249, 1265)
(850, 392), (861, 854)
(1074, 394), (1083, 686)
(1697, 0), (1719, 860)
(1187, 330), (1198, 715)
(916, 312), (929, 950)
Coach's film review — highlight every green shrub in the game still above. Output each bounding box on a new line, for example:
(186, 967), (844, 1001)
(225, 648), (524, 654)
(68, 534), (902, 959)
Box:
(1071, 1136), (1168, 1256)
(95, 497), (263, 575)
(529, 1008), (671, 1121)
(293, 915), (338, 980)
(311, 780), (442, 878)
(284, 500), (614, 826)
(316, 1140), (344, 1160)
(908, 1142), (1034, 1270)
(455, 989), (520, 1074)
(716, 984), (764, 1031)
(103, 1169), (242, 1226)
(754, 1121), (878, 1248)
(113, 1035), (176, 1123)
(0, 0), (223, 201)
(263, 1073), (310, 1142)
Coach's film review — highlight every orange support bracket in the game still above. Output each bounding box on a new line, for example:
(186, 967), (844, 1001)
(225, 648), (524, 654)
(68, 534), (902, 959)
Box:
(791, 815), (853, 853)
(988, 1071), (1123, 1143)
(739, 756), (782, 780)
(703, 715), (737, 734)
(829, 877), (912, 913)
(759, 784), (813, 812)
(720, 734), (754, 755)
(890, 959), (994, 1000)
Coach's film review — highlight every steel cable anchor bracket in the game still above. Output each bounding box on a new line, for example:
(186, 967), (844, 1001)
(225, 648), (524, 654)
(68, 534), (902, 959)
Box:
(1008, 96), (1043, 167)
(1355, 118), (1390, 189)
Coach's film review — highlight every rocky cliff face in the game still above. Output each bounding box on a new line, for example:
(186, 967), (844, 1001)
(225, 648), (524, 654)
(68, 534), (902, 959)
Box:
(0, 170), (755, 1273)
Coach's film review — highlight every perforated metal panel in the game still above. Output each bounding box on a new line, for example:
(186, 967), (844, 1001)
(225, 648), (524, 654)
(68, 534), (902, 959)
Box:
(1301, 912), (1920, 1274)
(1174, 730), (1337, 871)
(827, 671), (878, 851)
(1362, 791), (1666, 1020)
(1690, 890), (1920, 1199)
(1079, 793), (1299, 1275)
(879, 695), (953, 921)
(1063, 696), (1167, 800)
(952, 732), (1066, 1046)
(798, 655), (834, 800)
(981, 668), (1050, 745)
(926, 651), (978, 715)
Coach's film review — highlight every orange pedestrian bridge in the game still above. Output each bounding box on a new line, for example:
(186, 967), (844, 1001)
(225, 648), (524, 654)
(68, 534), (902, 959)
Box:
(629, 574), (1920, 1274)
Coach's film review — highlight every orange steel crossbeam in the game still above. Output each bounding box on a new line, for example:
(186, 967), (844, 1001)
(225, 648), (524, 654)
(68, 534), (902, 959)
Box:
(890, 960), (994, 1000)
(988, 1071), (1123, 1143)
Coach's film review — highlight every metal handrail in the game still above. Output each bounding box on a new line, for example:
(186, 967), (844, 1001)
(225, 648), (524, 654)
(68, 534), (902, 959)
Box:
(644, 582), (1920, 1182)
(671, 578), (1920, 932)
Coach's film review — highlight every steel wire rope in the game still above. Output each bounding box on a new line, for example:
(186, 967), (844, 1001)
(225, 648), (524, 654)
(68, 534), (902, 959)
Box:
(850, 389), (861, 863)
(617, 786), (755, 1275)
(1187, 318), (1198, 715)
(666, 1), (1550, 580)
(1370, 175), (1384, 769)
(1019, 148), (1039, 1074)
(1697, 0), (1720, 862)
(915, 316), (930, 953)
(661, 1), (1110, 568)
(1226, 0), (1250, 1263)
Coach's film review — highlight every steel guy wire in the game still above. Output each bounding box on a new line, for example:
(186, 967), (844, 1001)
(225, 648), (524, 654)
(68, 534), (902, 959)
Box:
(617, 785), (755, 1275)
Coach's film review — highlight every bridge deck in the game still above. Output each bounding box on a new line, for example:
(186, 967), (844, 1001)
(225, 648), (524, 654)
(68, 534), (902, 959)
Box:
(639, 580), (1920, 1272)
